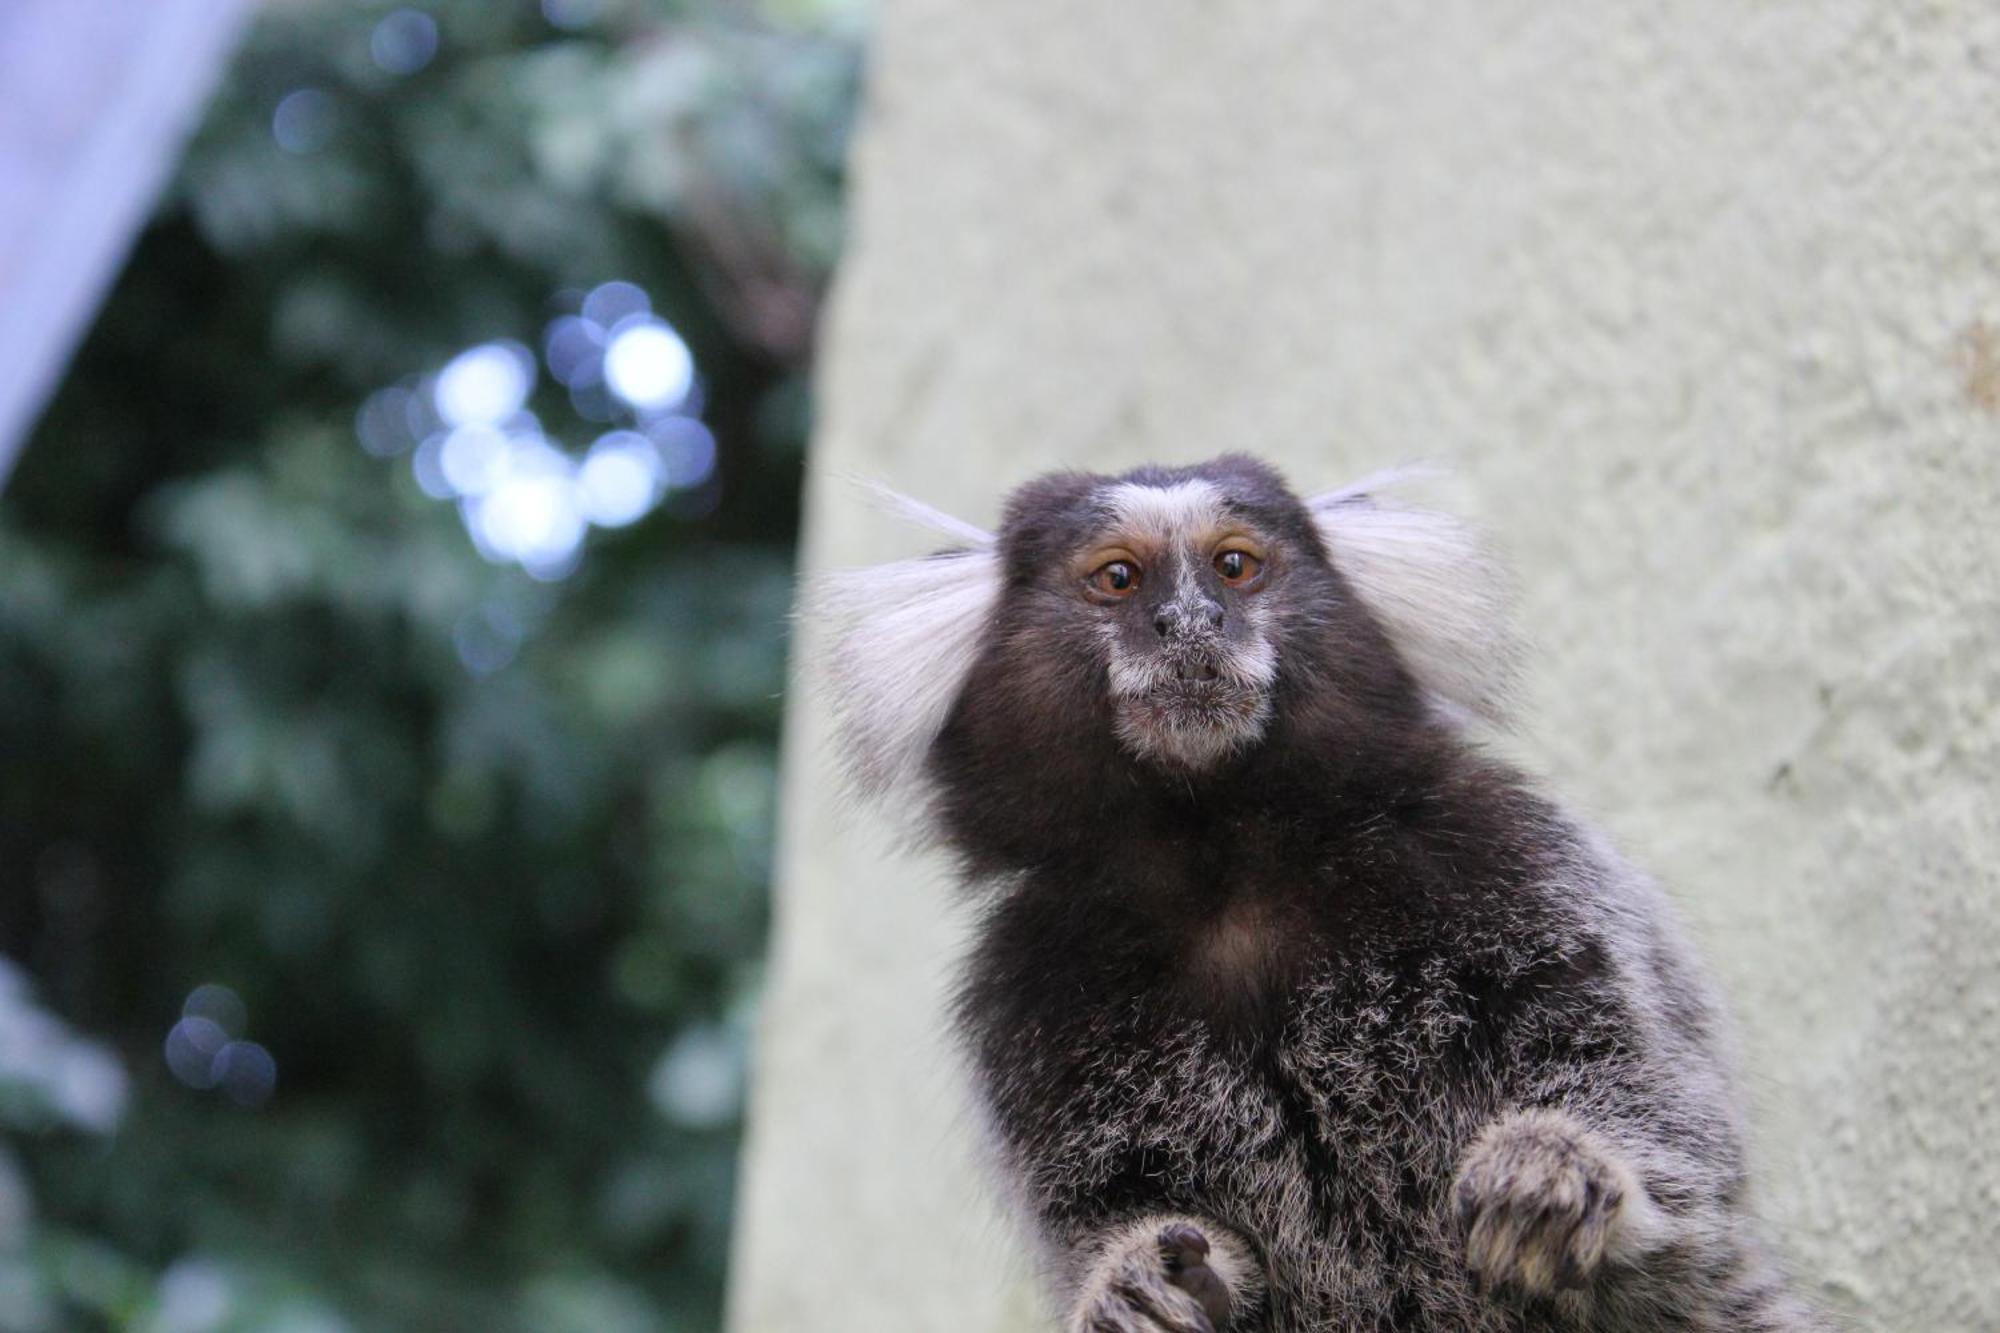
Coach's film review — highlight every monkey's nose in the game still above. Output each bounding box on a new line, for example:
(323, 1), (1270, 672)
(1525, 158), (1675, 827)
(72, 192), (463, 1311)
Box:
(1154, 601), (1225, 637)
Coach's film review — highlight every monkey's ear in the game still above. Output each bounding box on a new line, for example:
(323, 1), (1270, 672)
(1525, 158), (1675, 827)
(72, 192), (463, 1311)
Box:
(806, 484), (1001, 801)
(1307, 472), (1519, 725)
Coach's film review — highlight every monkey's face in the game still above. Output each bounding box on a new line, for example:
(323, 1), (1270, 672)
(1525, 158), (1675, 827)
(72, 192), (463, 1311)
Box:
(823, 453), (1506, 864)
(977, 457), (1355, 779)
(1070, 479), (1285, 772)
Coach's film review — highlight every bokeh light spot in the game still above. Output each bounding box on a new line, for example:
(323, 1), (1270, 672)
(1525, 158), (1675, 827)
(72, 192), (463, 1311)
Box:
(156, 1259), (234, 1333)
(439, 423), (512, 497)
(580, 280), (648, 330)
(271, 89), (335, 155)
(472, 461), (586, 575)
(603, 321), (693, 414)
(541, 0), (605, 29)
(213, 1041), (278, 1109)
(355, 386), (418, 457)
(51, 1043), (127, 1134)
(543, 315), (604, 387)
(648, 1026), (742, 1130)
(434, 342), (533, 427)
(648, 416), (717, 488)
(370, 9), (439, 75)
(364, 282), (715, 581)
(182, 983), (247, 1038)
(165, 1016), (229, 1090)
(578, 431), (664, 528)
(567, 379), (617, 424)
(411, 432), (455, 499)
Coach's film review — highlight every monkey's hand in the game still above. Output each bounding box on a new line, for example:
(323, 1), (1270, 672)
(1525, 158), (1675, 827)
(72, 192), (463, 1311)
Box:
(1452, 1108), (1654, 1298)
(1069, 1216), (1260, 1333)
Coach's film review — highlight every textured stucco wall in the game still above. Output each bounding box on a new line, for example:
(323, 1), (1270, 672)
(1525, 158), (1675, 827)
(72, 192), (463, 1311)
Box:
(730, 5), (2000, 1331)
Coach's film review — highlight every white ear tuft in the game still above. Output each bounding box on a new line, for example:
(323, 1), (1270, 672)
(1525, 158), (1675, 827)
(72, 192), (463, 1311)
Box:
(1307, 471), (1519, 725)
(850, 476), (996, 550)
(807, 484), (1000, 801)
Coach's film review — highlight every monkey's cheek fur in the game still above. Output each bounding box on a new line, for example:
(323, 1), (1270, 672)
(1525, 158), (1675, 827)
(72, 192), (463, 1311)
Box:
(1111, 684), (1273, 772)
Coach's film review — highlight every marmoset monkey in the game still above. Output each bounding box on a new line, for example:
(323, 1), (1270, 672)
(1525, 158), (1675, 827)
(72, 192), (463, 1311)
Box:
(815, 456), (1825, 1332)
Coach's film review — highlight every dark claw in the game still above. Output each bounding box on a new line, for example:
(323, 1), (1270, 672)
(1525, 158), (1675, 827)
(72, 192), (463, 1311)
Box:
(1158, 1222), (1211, 1271)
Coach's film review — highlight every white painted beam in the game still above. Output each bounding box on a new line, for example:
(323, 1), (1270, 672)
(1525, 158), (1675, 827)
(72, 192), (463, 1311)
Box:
(0, 0), (252, 490)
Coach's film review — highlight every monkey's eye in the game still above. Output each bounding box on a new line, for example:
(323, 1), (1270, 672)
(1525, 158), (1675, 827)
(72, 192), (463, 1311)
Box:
(1091, 560), (1141, 597)
(1214, 548), (1263, 585)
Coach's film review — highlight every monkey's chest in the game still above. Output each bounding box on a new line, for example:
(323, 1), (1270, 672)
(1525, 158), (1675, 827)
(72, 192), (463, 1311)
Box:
(959, 872), (1511, 1222)
(968, 913), (1501, 1233)
(1192, 897), (1285, 987)
(1172, 893), (1329, 1041)
(1184, 892), (1296, 996)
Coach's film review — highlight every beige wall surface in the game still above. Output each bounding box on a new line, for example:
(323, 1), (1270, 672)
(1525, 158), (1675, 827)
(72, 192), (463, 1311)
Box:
(730, 5), (2000, 1330)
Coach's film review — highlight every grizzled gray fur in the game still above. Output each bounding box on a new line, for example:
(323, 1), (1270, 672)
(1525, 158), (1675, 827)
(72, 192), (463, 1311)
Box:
(814, 456), (1825, 1332)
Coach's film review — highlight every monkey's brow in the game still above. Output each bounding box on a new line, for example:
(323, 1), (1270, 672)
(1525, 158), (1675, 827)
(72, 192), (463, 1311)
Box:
(1080, 518), (1268, 562)
(1085, 479), (1263, 559)
(1082, 521), (1239, 555)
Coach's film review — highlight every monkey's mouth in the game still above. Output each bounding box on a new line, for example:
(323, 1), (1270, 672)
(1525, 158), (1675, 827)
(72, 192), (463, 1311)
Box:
(1114, 686), (1269, 772)
(1163, 657), (1223, 685)
(1115, 676), (1271, 771)
(1136, 678), (1261, 721)
(1144, 644), (1254, 703)
(1104, 640), (1277, 770)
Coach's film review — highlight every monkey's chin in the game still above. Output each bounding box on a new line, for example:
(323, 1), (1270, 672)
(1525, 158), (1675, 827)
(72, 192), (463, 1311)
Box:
(1112, 684), (1271, 773)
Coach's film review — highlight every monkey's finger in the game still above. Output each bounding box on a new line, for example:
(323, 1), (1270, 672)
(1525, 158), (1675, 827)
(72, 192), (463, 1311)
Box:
(1108, 1277), (1215, 1333)
(1168, 1263), (1232, 1330)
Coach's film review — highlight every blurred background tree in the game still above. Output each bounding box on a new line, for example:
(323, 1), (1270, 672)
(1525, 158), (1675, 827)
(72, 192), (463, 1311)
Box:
(0, 1), (863, 1328)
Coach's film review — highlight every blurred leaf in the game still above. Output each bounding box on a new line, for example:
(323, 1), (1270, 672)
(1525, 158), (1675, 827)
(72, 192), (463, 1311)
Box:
(0, 0), (855, 1327)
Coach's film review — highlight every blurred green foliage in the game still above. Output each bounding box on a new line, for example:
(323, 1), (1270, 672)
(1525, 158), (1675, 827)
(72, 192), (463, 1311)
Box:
(0, 1), (862, 1328)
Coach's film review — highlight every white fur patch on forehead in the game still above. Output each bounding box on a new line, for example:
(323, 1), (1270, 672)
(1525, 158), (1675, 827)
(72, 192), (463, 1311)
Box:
(807, 482), (999, 809)
(1308, 470), (1519, 726)
(1100, 479), (1228, 549)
